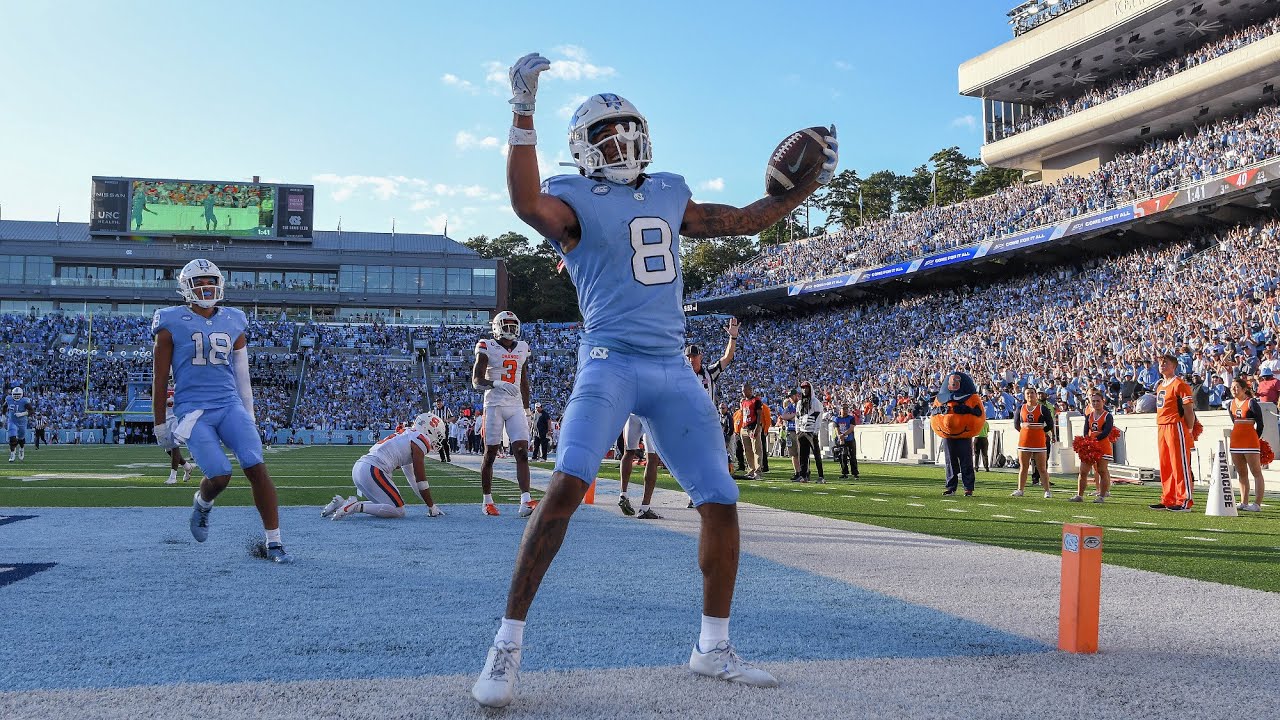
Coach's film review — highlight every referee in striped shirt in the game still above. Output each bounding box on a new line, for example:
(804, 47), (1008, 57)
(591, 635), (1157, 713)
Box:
(683, 316), (739, 506)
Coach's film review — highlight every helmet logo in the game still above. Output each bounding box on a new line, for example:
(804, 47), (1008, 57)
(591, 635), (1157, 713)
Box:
(598, 93), (624, 110)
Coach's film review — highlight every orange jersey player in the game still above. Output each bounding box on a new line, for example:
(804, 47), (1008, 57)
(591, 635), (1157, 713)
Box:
(1152, 354), (1195, 510)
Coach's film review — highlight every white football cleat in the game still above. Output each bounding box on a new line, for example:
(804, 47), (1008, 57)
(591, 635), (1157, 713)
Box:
(182, 462), (194, 483)
(518, 500), (538, 518)
(320, 494), (346, 518)
(1010, 490), (1023, 497)
(689, 641), (778, 688)
(1043, 491), (1053, 499)
(165, 471), (178, 485)
(472, 641), (521, 707)
(7, 451), (14, 463)
(331, 497), (361, 520)
(16, 447), (24, 461)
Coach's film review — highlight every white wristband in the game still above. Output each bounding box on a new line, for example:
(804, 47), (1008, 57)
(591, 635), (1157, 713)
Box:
(509, 126), (537, 146)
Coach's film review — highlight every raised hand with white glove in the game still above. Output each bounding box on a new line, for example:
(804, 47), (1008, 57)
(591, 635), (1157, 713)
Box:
(509, 52), (551, 116)
(817, 125), (839, 186)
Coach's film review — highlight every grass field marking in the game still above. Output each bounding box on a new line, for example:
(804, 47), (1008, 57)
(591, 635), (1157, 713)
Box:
(842, 495), (855, 498)
(940, 499), (957, 503)
(945, 508), (968, 513)
(1071, 516), (1097, 520)
(978, 503), (998, 507)
(814, 492), (829, 495)
(1183, 536), (1220, 542)
(1043, 520), (1063, 525)
(907, 503), (925, 507)
(790, 489), (803, 492)
(1107, 527), (1140, 533)
(1133, 521), (1159, 526)
(992, 514), (1016, 519)
(869, 498), (888, 502)
(908, 495), (921, 498)
(1198, 528), (1228, 533)
(1022, 508), (1043, 513)
(16, 473), (142, 482)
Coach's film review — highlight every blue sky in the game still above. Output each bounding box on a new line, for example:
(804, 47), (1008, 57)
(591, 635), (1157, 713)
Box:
(0, 1), (1015, 241)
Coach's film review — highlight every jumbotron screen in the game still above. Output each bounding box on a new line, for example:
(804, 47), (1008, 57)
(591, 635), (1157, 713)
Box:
(89, 176), (314, 240)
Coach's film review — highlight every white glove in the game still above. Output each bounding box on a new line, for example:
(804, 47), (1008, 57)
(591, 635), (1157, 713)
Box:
(493, 380), (522, 400)
(155, 418), (179, 451)
(509, 52), (551, 116)
(817, 126), (839, 185)
(427, 505), (446, 517)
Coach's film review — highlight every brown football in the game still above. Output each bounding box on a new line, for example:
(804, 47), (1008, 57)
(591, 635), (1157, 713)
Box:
(764, 126), (831, 196)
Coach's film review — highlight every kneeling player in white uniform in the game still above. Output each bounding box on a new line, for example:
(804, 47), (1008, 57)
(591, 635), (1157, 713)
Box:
(473, 311), (537, 517)
(326, 412), (449, 519)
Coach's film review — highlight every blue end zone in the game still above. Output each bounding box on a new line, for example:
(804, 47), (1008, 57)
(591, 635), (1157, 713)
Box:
(0, 507), (1048, 691)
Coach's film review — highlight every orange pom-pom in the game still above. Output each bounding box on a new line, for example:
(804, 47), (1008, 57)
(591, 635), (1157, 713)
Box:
(1192, 420), (1204, 441)
(1261, 440), (1274, 466)
(1108, 426), (1121, 443)
(1073, 436), (1104, 465)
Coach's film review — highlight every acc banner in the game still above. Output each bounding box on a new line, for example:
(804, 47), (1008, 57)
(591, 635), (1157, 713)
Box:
(788, 272), (860, 296)
(860, 261), (913, 283)
(1063, 206), (1134, 236)
(989, 226), (1057, 255)
(918, 246), (980, 271)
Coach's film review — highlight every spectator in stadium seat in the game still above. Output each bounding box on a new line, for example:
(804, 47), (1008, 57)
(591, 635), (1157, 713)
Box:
(738, 383), (765, 479)
(1257, 367), (1280, 404)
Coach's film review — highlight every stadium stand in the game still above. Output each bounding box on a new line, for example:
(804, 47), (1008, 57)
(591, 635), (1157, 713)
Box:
(691, 101), (1280, 300)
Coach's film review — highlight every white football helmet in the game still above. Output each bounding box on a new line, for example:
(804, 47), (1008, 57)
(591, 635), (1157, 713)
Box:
(10, 387), (22, 400)
(412, 412), (447, 449)
(492, 311), (521, 341)
(568, 93), (652, 185)
(177, 259), (225, 308)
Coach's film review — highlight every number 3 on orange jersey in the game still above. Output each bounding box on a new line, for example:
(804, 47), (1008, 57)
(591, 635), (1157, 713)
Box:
(501, 358), (518, 383)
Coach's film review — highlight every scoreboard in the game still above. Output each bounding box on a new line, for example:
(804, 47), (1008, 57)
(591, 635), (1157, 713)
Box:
(90, 176), (314, 241)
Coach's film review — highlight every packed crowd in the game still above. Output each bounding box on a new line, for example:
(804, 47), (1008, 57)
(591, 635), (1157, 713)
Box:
(687, 214), (1280, 425)
(138, 181), (267, 209)
(1001, 14), (1280, 139)
(692, 102), (1280, 299)
(290, 354), (426, 431)
(1011, 0), (1094, 36)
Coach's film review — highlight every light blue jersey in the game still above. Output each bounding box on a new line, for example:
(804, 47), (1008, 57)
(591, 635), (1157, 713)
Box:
(152, 305), (248, 416)
(543, 172), (691, 356)
(6, 397), (31, 438)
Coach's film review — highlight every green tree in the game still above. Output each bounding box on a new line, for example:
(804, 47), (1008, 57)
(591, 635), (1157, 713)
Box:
(815, 169), (862, 229)
(969, 165), (1023, 198)
(929, 146), (979, 206)
(682, 235), (758, 293)
(859, 170), (898, 222)
(895, 164), (933, 214)
(465, 232), (580, 322)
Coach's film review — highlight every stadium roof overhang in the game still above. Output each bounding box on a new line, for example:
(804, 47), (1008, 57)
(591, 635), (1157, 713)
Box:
(686, 161), (1280, 318)
(960, 0), (1276, 103)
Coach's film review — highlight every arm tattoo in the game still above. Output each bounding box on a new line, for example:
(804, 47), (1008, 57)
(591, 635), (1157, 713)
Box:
(684, 195), (799, 238)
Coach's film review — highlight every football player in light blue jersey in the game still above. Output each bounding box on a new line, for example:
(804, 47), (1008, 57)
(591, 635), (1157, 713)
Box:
(472, 52), (838, 708)
(5, 387), (32, 462)
(151, 259), (293, 564)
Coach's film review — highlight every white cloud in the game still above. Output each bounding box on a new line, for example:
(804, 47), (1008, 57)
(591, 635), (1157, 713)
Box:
(312, 173), (429, 202)
(441, 73), (478, 94)
(698, 178), (725, 192)
(431, 183), (501, 201)
(547, 57), (616, 82)
(554, 45), (589, 62)
(557, 94), (589, 119)
(951, 114), (978, 131)
(423, 213), (450, 234)
(834, 60), (852, 71)
(455, 130), (500, 151)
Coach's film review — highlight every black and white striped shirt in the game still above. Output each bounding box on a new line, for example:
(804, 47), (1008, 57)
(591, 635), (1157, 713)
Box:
(696, 359), (723, 400)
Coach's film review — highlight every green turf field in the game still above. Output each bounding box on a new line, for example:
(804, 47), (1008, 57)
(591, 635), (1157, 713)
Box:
(0, 445), (535, 509)
(561, 458), (1280, 593)
(4, 446), (1276, 592)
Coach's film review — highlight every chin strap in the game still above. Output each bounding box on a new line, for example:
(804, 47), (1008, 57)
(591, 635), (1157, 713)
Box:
(232, 347), (255, 419)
